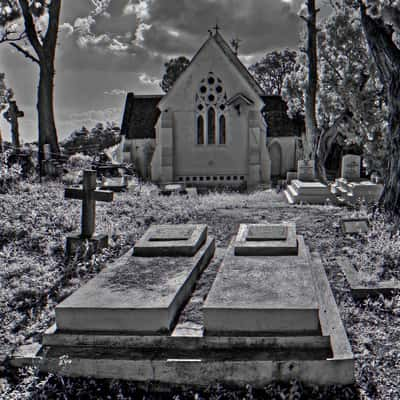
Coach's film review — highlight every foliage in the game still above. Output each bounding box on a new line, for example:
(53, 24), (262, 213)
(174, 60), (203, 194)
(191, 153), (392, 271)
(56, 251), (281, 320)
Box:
(160, 56), (190, 93)
(0, 72), (13, 113)
(61, 122), (121, 156)
(249, 49), (298, 96)
(0, 149), (23, 192)
(282, 4), (387, 176)
(343, 212), (400, 282)
(0, 0), (62, 156)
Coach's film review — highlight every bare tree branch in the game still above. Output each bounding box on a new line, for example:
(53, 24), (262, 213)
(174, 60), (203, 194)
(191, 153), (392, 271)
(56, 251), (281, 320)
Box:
(9, 42), (39, 64)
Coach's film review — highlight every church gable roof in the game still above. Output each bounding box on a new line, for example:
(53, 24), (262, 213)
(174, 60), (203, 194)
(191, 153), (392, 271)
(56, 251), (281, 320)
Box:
(121, 93), (163, 139)
(213, 32), (264, 96)
(159, 31), (264, 108)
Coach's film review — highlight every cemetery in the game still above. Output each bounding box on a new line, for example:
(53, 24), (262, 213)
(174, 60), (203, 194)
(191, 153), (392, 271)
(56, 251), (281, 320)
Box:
(2, 1), (400, 399)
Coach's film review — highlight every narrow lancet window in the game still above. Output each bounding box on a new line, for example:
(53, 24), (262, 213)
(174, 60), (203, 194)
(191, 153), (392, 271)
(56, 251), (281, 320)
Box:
(197, 115), (204, 144)
(207, 107), (216, 144)
(219, 115), (226, 144)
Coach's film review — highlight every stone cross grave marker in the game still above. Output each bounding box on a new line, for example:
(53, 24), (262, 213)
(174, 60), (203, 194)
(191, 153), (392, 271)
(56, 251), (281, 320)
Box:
(65, 170), (113, 239)
(341, 155), (361, 181)
(3, 101), (24, 148)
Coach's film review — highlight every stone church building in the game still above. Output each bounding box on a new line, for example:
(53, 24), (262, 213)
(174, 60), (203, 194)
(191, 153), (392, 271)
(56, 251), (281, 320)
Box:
(119, 30), (303, 189)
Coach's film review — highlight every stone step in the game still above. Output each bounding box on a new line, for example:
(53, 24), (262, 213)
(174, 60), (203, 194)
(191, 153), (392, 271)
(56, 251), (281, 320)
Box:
(283, 190), (295, 205)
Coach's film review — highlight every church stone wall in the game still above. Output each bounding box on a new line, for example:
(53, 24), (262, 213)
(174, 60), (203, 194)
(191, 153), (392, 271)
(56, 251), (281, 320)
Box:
(155, 37), (268, 188)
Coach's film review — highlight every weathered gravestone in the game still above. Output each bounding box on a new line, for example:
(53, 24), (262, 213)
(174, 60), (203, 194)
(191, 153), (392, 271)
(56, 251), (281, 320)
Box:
(204, 223), (320, 335)
(64, 170), (113, 256)
(341, 155), (361, 181)
(297, 160), (315, 181)
(55, 224), (215, 333)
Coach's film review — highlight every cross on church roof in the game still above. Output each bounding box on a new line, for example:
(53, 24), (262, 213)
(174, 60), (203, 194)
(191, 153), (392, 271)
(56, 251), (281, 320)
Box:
(65, 170), (113, 238)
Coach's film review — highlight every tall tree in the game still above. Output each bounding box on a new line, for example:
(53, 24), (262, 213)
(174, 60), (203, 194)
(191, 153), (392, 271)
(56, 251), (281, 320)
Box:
(283, 1), (387, 181)
(160, 56), (190, 93)
(359, 0), (400, 215)
(0, 0), (61, 164)
(300, 0), (319, 161)
(249, 49), (297, 96)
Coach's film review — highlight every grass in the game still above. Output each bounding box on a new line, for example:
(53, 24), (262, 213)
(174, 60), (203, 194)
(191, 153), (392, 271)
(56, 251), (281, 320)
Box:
(0, 179), (399, 399)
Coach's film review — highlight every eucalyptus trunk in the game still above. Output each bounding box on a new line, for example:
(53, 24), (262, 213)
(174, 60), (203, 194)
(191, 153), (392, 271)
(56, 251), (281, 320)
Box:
(303, 0), (319, 160)
(360, 3), (400, 216)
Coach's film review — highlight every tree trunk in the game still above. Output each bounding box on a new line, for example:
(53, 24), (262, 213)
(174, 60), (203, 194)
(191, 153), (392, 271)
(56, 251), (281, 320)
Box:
(37, 58), (59, 160)
(303, 0), (319, 160)
(316, 110), (352, 183)
(360, 3), (400, 216)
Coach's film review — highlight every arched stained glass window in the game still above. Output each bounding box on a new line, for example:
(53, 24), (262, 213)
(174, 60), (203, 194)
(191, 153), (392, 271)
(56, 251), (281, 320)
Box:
(219, 115), (226, 144)
(207, 107), (216, 144)
(197, 115), (204, 144)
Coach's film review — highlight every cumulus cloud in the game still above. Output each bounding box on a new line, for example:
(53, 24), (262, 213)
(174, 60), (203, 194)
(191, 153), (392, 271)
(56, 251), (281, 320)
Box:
(138, 72), (161, 85)
(104, 89), (127, 96)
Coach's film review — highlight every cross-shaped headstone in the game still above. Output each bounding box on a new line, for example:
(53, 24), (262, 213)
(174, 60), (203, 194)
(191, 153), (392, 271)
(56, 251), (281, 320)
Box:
(3, 101), (24, 148)
(65, 170), (113, 238)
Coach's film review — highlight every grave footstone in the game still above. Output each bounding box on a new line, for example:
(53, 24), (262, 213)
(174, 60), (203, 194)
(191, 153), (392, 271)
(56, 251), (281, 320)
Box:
(55, 224), (215, 333)
(204, 224), (320, 335)
(64, 170), (113, 256)
(341, 155), (361, 182)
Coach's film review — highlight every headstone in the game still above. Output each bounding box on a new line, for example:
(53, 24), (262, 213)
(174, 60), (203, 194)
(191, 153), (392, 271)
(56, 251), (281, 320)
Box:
(341, 155), (361, 181)
(286, 171), (297, 184)
(297, 160), (315, 181)
(204, 225), (320, 335)
(134, 224), (207, 256)
(55, 224), (215, 333)
(340, 218), (369, 234)
(64, 170), (113, 256)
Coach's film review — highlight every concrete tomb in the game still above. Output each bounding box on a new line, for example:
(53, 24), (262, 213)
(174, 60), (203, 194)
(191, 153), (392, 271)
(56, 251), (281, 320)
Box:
(204, 224), (319, 335)
(12, 223), (354, 386)
(284, 180), (334, 205)
(331, 155), (383, 204)
(56, 224), (215, 333)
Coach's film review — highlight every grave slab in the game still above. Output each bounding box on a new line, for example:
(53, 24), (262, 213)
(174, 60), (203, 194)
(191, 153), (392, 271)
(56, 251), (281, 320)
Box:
(340, 218), (369, 235)
(56, 235), (215, 333)
(134, 224), (207, 257)
(234, 223), (297, 256)
(204, 236), (320, 335)
(337, 257), (400, 299)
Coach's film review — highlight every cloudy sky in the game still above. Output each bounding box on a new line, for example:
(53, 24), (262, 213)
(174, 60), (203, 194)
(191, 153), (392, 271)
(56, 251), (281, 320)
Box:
(0, 0), (330, 143)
